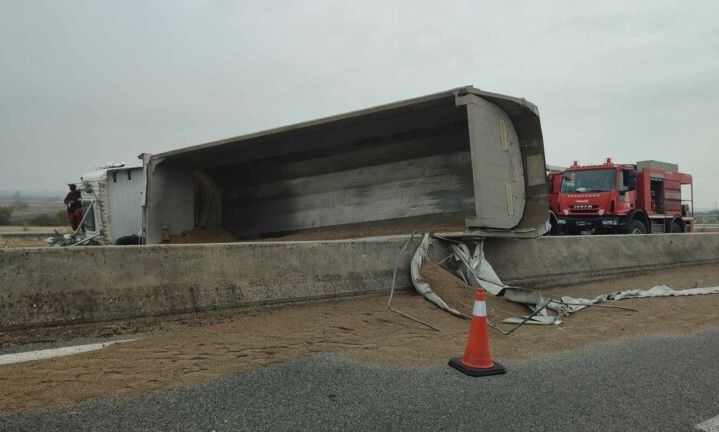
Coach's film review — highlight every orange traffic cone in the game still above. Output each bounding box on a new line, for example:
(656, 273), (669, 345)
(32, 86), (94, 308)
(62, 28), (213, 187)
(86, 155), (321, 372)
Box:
(448, 288), (506, 377)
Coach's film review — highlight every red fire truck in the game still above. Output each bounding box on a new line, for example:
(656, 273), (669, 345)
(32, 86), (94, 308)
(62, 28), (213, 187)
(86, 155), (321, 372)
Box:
(549, 159), (694, 235)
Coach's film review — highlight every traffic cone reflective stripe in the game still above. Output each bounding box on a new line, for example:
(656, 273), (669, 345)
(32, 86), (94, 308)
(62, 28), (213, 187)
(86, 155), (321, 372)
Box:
(448, 288), (506, 377)
(472, 297), (487, 317)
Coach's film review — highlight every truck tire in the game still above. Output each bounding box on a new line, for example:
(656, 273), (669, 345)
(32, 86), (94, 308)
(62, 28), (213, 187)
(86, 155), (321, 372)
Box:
(627, 220), (646, 235)
(669, 219), (682, 233)
(115, 234), (142, 245)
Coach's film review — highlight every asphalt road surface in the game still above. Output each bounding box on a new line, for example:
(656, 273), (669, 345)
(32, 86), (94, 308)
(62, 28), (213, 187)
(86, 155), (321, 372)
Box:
(2, 329), (718, 432)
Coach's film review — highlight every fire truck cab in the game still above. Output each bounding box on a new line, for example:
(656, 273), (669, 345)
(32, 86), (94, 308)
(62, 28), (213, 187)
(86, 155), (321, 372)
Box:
(551, 159), (693, 235)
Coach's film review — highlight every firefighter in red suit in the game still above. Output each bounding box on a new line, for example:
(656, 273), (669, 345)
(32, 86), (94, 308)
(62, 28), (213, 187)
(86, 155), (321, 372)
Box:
(64, 184), (84, 231)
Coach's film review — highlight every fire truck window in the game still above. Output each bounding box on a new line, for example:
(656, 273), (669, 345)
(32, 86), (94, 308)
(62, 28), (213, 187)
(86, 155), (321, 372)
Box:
(561, 169), (615, 193)
(622, 171), (637, 191)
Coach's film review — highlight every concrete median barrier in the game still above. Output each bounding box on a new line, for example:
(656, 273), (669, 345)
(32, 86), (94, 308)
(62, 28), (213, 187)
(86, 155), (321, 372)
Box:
(485, 233), (719, 287)
(1, 233), (719, 330)
(0, 237), (427, 331)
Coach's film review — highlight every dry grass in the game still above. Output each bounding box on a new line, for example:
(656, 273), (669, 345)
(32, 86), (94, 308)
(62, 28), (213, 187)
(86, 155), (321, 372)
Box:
(0, 238), (47, 248)
(0, 225), (65, 248)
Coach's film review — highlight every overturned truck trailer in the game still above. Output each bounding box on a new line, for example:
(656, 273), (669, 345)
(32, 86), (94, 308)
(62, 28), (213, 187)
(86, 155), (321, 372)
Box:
(142, 86), (548, 244)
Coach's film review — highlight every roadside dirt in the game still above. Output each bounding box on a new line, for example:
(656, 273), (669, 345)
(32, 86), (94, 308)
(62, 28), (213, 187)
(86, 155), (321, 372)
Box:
(0, 238), (46, 248)
(0, 263), (718, 412)
(695, 226), (719, 232)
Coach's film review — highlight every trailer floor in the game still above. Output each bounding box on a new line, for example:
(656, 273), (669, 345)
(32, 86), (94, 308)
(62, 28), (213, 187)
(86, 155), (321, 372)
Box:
(168, 214), (466, 243)
(1, 263), (718, 413)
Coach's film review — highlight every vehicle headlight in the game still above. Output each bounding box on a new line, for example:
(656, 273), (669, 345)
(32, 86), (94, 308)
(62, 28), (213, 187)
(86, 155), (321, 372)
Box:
(598, 208), (605, 216)
(601, 219), (618, 225)
(563, 209), (569, 215)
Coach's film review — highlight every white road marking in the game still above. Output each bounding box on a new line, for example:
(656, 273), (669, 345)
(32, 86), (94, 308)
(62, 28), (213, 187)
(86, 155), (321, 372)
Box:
(697, 414), (719, 432)
(0, 338), (140, 366)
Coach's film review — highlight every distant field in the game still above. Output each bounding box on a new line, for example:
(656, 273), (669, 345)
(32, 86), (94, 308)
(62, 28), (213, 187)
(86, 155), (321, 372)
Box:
(0, 197), (64, 222)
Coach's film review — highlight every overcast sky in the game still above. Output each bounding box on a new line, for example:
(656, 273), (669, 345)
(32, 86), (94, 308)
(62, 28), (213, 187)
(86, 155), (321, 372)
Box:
(1, 0), (717, 208)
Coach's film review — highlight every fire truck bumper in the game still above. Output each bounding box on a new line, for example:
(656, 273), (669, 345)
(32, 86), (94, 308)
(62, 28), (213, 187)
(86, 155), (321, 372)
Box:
(556, 217), (624, 234)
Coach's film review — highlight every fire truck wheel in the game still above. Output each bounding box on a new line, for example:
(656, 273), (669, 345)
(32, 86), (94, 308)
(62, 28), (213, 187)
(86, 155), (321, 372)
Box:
(669, 219), (682, 233)
(627, 220), (646, 234)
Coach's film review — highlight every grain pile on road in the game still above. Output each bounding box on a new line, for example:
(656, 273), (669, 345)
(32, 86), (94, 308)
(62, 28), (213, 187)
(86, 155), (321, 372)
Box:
(419, 258), (526, 320)
(169, 216), (465, 243)
(268, 219), (464, 241)
(1, 263), (718, 412)
(169, 227), (238, 244)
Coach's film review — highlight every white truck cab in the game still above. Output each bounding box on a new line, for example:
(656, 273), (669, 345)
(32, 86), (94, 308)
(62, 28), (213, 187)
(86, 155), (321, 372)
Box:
(76, 163), (145, 244)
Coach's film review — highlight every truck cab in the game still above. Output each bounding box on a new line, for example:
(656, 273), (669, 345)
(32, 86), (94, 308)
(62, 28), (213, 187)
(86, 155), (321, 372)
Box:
(79, 164), (145, 244)
(555, 159), (693, 235)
